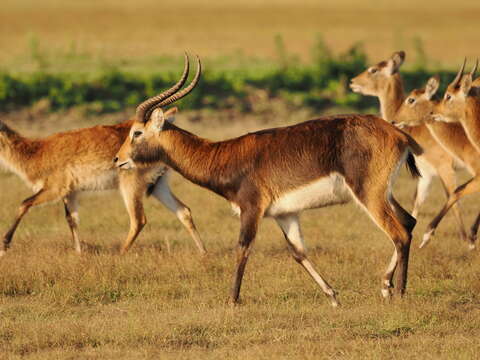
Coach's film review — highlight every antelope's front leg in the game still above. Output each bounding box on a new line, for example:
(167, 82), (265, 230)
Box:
(150, 173), (207, 255)
(119, 172), (147, 254)
(230, 206), (263, 305)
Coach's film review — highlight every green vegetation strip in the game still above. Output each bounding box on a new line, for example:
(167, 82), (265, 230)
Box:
(0, 44), (460, 114)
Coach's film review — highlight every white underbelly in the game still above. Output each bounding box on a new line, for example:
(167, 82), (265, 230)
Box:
(265, 173), (351, 217)
(76, 169), (119, 191)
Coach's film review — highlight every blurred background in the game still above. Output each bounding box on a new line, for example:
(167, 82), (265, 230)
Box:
(2, 0), (480, 117)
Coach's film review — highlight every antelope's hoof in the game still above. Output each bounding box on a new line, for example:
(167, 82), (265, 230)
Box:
(419, 230), (434, 248)
(468, 235), (477, 250)
(326, 290), (340, 307)
(227, 298), (241, 307)
(381, 288), (393, 299)
(330, 298), (340, 307)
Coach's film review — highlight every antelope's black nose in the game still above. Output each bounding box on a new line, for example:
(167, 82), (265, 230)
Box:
(113, 157), (119, 163)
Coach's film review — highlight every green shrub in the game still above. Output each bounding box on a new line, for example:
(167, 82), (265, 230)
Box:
(0, 39), (464, 114)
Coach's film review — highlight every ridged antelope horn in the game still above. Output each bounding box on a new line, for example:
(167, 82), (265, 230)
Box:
(145, 55), (202, 120)
(136, 52), (190, 122)
(470, 59), (478, 77)
(451, 57), (466, 88)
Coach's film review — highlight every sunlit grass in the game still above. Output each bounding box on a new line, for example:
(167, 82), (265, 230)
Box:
(0, 111), (479, 358)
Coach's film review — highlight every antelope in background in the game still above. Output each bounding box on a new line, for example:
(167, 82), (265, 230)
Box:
(0, 56), (206, 256)
(394, 74), (480, 249)
(414, 60), (480, 250)
(350, 51), (470, 245)
(115, 55), (422, 306)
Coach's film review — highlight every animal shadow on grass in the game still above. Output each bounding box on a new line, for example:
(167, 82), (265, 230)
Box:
(79, 241), (105, 255)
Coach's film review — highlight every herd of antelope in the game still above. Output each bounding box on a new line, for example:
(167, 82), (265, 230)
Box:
(0, 51), (478, 306)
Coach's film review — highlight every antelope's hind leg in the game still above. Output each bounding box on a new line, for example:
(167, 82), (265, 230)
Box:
(349, 183), (414, 298)
(1, 188), (61, 256)
(422, 178), (480, 249)
(63, 193), (81, 254)
(420, 165), (468, 248)
(411, 171), (432, 218)
(467, 212), (480, 250)
(275, 214), (339, 307)
(387, 197), (416, 297)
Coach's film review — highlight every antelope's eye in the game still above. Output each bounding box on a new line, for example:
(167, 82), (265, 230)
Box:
(407, 98), (415, 104)
(446, 94), (452, 101)
(133, 131), (143, 138)
(369, 68), (377, 74)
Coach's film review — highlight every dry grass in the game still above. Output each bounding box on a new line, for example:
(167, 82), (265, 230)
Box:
(2, 0), (480, 71)
(0, 111), (479, 359)
(1, 1), (480, 357)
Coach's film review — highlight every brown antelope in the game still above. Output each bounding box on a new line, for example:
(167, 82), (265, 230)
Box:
(350, 51), (470, 244)
(393, 75), (479, 249)
(115, 55), (422, 306)
(0, 57), (206, 256)
(417, 60), (480, 250)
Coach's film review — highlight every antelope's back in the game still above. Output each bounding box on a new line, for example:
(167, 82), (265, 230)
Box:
(20, 121), (134, 189)
(245, 114), (408, 191)
(38, 122), (132, 167)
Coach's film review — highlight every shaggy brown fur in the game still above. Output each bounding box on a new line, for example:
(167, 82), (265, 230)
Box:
(0, 113), (206, 256)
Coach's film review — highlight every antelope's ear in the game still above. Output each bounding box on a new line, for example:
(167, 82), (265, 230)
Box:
(164, 107), (178, 123)
(150, 108), (166, 131)
(460, 74), (473, 96)
(425, 75), (440, 100)
(386, 51), (405, 75)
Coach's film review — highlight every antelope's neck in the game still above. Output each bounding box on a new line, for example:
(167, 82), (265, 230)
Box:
(426, 121), (465, 156)
(461, 97), (480, 153)
(379, 75), (404, 122)
(153, 126), (241, 197)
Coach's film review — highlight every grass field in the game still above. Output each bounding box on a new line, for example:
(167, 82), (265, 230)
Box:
(1, 1), (480, 358)
(2, 0), (480, 73)
(0, 112), (479, 359)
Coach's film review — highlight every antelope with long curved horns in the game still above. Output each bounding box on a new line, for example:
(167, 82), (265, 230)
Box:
(115, 55), (422, 306)
(0, 55), (206, 256)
